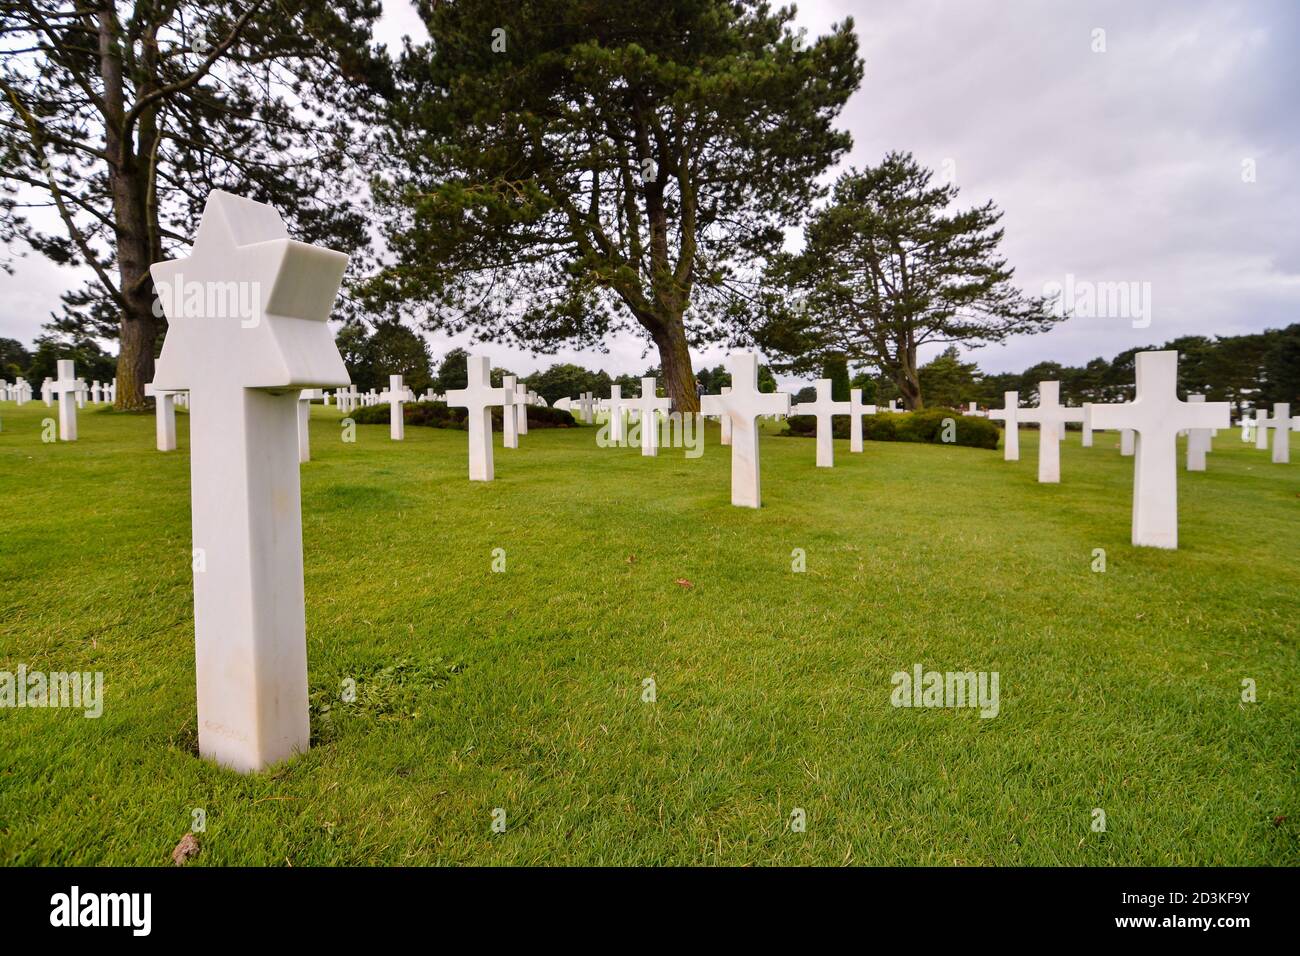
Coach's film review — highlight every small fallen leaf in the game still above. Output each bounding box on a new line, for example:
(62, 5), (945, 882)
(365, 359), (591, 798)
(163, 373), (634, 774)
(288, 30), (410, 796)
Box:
(674, 578), (693, 589)
(1273, 815), (1288, 827)
(171, 832), (200, 866)
(626, 555), (637, 564)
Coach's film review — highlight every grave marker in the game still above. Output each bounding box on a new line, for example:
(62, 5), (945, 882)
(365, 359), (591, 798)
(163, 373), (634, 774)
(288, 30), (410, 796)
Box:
(627, 377), (673, 456)
(150, 190), (350, 772)
(792, 378), (851, 467)
(1089, 351), (1230, 548)
(446, 356), (512, 481)
(1017, 381), (1083, 483)
(700, 353), (790, 508)
(987, 391), (1020, 461)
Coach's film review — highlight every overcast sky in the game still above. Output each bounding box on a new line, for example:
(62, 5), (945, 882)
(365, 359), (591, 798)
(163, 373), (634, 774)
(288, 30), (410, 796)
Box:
(2, 0), (1295, 382)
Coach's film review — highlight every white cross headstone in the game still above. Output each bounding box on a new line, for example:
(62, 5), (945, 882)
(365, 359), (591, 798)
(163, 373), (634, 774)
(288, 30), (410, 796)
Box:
(41, 378), (53, 407)
(150, 190), (350, 772)
(74, 379), (86, 409)
(848, 389), (878, 453)
(379, 374), (407, 441)
(792, 378), (851, 467)
(577, 391), (594, 424)
(1261, 402), (1292, 463)
(49, 360), (80, 441)
(501, 375), (519, 448)
(1253, 407), (1272, 450)
(607, 384), (627, 444)
(446, 356), (512, 481)
(719, 386), (733, 445)
(1186, 394), (1211, 471)
(987, 390), (1020, 461)
(297, 389), (324, 462)
(1081, 402), (1095, 447)
(512, 382), (529, 436)
(1018, 382), (1083, 483)
(627, 377), (673, 456)
(700, 353), (791, 508)
(145, 382), (178, 451)
(1089, 351), (1230, 548)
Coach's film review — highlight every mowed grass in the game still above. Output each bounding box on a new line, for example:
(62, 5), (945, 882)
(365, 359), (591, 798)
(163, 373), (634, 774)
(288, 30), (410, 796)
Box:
(0, 401), (1296, 866)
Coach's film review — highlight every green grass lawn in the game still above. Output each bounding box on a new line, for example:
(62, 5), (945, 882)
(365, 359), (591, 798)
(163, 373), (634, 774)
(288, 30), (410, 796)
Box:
(0, 401), (1296, 866)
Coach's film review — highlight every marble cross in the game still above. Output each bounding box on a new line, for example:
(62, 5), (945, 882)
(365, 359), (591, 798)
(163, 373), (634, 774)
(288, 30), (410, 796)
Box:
(1018, 381), (1083, 483)
(49, 360), (80, 441)
(719, 386), (732, 445)
(848, 387), (878, 453)
(150, 190), (350, 772)
(792, 378), (851, 467)
(513, 382), (529, 436)
(701, 353), (790, 508)
(578, 391), (594, 424)
(41, 378), (52, 407)
(1253, 407), (1273, 450)
(379, 374), (407, 441)
(145, 382), (179, 452)
(1262, 402), (1292, 464)
(297, 389), (324, 462)
(627, 377), (673, 456)
(501, 375), (519, 448)
(1089, 351), (1230, 548)
(987, 390), (1020, 461)
(446, 355), (512, 481)
(607, 384), (627, 444)
(1186, 394), (1211, 471)
(1081, 402), (1095, 447)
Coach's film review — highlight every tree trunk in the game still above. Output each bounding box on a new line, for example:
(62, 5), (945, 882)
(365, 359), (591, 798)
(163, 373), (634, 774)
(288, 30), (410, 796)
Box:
(649, 316), (699, 414)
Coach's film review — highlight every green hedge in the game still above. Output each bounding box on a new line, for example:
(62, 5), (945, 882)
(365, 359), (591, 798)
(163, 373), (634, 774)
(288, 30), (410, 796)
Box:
(783, 408), (999, 450)
(345, 401), (577, 430)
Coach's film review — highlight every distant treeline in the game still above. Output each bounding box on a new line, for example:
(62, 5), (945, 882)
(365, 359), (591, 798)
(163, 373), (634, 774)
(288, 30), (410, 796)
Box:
(856, 325), (1299, 412)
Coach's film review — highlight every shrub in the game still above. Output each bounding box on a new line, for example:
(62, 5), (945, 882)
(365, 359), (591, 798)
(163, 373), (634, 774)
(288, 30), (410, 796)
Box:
(345, 401), (577, 430)
(783, 408), (997, 450)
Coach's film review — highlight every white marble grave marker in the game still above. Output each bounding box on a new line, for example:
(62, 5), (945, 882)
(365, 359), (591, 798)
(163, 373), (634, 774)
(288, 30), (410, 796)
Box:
(792, 378), (851, 467)
(1186, 394), (1210, 471)
(700, 353), (790, 508)
(1081, 403), (1094, 448)
(150, 190), (350, 772)
(145, 383), (178, 451)
(514, 382), (529, 436)
(719, 386), (733, 445)
(50, 360), (79, 441)
(1017, 381), (1083, 483)
(1089, 351), (1230, 548)
(607, 384), (626, 444)
(380, 374), (407, 441)
(297, 389), (324, 462)
(987, 390), (1020, 461)
(628, 377), (673, 456)
(1264, 402), (1292, 464)
(501, 376), (520, 448)
(848, 389), (877, 453)
(445, 356), (511, 481)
